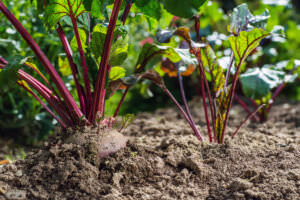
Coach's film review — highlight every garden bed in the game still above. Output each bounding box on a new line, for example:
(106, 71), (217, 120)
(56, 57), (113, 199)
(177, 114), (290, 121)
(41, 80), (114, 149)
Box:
(0, 100), (299, 200)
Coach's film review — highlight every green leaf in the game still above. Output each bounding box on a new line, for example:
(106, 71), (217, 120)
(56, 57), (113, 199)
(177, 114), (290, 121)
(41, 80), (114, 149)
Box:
(109, 36), (129, 66)
(90, 24), (128, 59)
(58, 56), (72, 76)
(162, 0), (208, 18)
(200, 45), (225, 93)
(109, 67), (126, 80)
(229, 3), (270, 34)
(240, 67), (285, 99)
(135, 43), (182, 72)
(135, 0), (162, 20)
(45, 0), (86, 28)
(70, 28), (87, 52)
(0, 56), (24, 92)
(122, 113), (135, 129)
(229, 28), (270, 66)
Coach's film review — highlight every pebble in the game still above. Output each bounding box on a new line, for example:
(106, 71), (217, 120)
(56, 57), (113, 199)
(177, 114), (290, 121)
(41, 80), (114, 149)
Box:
(5, 190), (26, 200)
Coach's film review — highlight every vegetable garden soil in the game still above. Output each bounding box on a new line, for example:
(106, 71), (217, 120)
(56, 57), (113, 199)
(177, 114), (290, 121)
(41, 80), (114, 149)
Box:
(0, 99), (299, 200)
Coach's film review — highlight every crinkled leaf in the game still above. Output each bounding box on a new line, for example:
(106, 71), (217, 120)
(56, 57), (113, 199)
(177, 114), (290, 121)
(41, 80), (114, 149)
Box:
(162, 0), (208, 18)
(45, 0), (86, 28)
(230, 3), (270, 34)
(109, 36), (129, 66)
(240, 67), (285, 99)
(109, 67), (126, 80)
(200, 45), (225, 93)
(229, 28), (270, 66)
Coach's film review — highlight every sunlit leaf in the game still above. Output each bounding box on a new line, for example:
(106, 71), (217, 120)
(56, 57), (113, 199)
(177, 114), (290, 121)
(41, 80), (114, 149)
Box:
(45, 0), (86, 28)
(240, 67), (285, 99)
(229, 3), (270, 34)
(229, 28), (270, 66)
(109, 67), (126, 80)
(58, 56), (72, 76)
(70, 28), (87, 52)
(200, 45), (225, 93)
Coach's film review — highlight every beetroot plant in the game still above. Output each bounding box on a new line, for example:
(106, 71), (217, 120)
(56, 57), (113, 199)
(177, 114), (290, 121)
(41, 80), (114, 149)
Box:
(0, 0), (289, 156)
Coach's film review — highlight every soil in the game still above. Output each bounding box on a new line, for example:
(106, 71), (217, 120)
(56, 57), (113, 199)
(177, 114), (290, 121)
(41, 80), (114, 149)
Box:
(0, 99), (299, 200)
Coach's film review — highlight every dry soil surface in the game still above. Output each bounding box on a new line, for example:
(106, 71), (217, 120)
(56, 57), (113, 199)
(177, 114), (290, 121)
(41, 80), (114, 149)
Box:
(0, 100), (299, 200)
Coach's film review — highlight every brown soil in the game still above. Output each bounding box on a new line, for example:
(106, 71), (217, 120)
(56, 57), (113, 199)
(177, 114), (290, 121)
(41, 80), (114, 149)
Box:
(0, 100), (299, 200)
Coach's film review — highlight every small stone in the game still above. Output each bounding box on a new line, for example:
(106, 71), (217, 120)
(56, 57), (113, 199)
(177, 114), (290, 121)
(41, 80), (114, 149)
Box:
(5, 190), (26, 200)
(0, 186), (6, 195)
(15, 170), (22, 177)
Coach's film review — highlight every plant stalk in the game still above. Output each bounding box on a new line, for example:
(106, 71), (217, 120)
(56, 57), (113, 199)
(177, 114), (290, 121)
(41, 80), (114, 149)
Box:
(113, 86), (130, 118)
(90, 0), (123, 122)
(194, 15), (213, 142)
(19, 82), (67, 128)
(234, 95), (259, 121)
(56, 24), (87, 115)
(232, 104), (265, 138)
(163, 87), (203, 141)
(70, 16), (93, 114)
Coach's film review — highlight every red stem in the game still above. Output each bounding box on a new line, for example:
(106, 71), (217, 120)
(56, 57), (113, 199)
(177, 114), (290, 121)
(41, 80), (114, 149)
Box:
(197, 62), (217, 141)
(194, 16), (213, 142)
(113, 86), (129, 118)
(121, 2), (132, 25)
(220, 61), (243, 143)
(90, 0), (123, 122)
(199, 73), (213, 142)
(19, 82), (67, 128)
(18, 70), (73, 125)
(56, 24), (87, 115)
(163, 87), (203, 141)
(70, 15), (92, 114)
(232, 104), (265, 138)
(224, 53), (234, 87)
(235, 95), (259, 122)
(0, 1), (83, 122)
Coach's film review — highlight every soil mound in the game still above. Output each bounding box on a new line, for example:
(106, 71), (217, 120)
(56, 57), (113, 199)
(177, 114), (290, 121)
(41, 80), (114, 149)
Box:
(0, 101), (299, 200)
